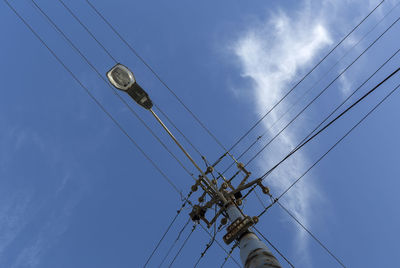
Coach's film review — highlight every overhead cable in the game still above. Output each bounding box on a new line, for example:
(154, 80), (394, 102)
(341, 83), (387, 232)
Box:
(199, 224), (242, 267)
(143, 192), (193, 268)
(2, 0), (182, 195)
(276, 201), (346, 267)
(225, 0), (400, 172)
(259, 66), (400, 182)
(246, 14), (400, 168)
(57, 0), (206, 161)
(254, 189), (346, 267)
(31, 0), (197, 182)
(292, 47), (400, 153)
(253, 226), (295, 268)
(85, 0), (237, 162)
(223, 0), (385, 154)
(259, 80), (400, 218)
(168, 223), (197, 268)
(212, 0), (395, 179)
(158, 218), (191, 267)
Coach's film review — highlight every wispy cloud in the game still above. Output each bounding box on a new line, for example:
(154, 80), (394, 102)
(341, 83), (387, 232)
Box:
(231, 0), (390, 262)
(0, 124), (86, 268)
(229, 0), (384, 262)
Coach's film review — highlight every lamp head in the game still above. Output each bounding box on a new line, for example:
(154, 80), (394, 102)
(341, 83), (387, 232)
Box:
(106, 64), (153, 110)
(106, 64), (135, 91)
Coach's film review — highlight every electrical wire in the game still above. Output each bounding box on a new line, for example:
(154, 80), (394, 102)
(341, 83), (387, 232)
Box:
(143, 191), (193, 267)
(49, 7), (243, 267)
(57, 0), (206, 161)
(220, 242), (238, 268)
(223, 0), (385, 155)
(254, 189), (346, 267)
(158, 218), (191, 267)
(246, 14), (400, 169)
(57, 0), (117, 63)
(85, 0), (237, 162)
(276, 201), (346, 268)
(292, 47), (400, 153)
(211, 3), (399, 184)
(193, 218), (225, 267)
(218, 0), (400, 177)
(199, 224), (242, 267)
(154, 104), (205, 159)
(253, 226), (295, 268)
(251, 47), (400, 184)
(2, 0), (183, 196)
(143, 209), (182, 268)
(259, 81), (400, 218)
(168, 223), (197, 268)
(259, 66), (400, 182)
(31, 0), (198, 182)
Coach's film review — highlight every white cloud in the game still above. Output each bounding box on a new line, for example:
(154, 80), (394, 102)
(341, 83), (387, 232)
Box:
(231, 0), (390, 262)
(230, 0), (343, 261)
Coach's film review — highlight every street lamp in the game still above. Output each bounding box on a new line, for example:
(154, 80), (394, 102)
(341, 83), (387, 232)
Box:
(106, 63), (153, 110)
(106, 63), (281, 268)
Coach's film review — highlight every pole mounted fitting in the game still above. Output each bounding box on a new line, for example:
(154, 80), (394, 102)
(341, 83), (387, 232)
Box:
(205, 166), (214, 174)
(223, 216), (256, 245)
(221, 217), (228, 225)
(191, 184), (198, 192)
(257, 181), (270, 194)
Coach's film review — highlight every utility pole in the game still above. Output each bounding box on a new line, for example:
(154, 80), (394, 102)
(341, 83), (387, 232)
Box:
(106, 63), (282, 268)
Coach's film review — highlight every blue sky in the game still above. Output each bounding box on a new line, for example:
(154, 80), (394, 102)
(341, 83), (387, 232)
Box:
(1, 0), (400, 267)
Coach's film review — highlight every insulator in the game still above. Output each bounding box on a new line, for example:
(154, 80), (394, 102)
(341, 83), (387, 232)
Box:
(191, 185), (198, 192)
(253, 216), (259, 224)
(262, 187), (270, 194)
(221, 217), (228, 225)
(206, 166), (214, 174)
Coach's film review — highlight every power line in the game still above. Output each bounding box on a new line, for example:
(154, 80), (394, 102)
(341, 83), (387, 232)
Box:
(255, 189), (346, 267)
(158, 218), (191, 267)
(224, 0), (385, 154)
(168, 223), (197, 268)
(212, 2), (397, 182)
(57, 0), (206, 162)
(253, 226), (295, 268)
(259, 65), (400, 183)
(2, 0), (183, 195)
(199, 224), (242, 267)
(57, 0), (117, 63)
(225, 0), (400, 172)
(31, 0), (198, 182)
(259, 81), (400, 218)
(223, 13), (400, 186)
(292, 47), (400, 153)
(143, 192), (193, 268)
(193, 221), (225, 267)
(154, 104), (205, 159)
(85, 0), (235, 160)
(276, 201), (346, 268)
(246, 14), (400, 169)
(220, 242), (238, 268)
(49, 3), (267, 267)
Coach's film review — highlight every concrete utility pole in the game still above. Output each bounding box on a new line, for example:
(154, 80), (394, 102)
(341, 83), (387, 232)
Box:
(106, 63), (282, 268)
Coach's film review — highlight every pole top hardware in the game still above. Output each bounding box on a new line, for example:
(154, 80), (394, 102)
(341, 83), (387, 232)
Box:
(223, 216), (255, 245)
